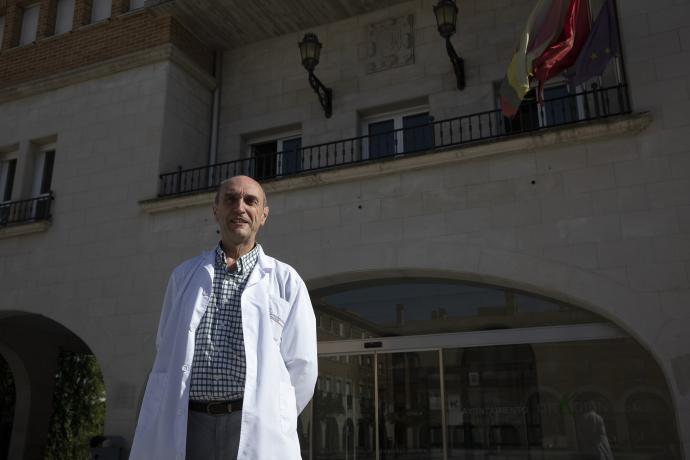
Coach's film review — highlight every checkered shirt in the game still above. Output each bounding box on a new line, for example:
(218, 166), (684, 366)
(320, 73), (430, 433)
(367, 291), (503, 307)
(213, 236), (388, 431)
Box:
(189, 243), (259, 401)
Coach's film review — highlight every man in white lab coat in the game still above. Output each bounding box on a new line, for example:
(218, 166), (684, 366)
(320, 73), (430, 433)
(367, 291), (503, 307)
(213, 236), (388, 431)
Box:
(130, 176), (318, 460)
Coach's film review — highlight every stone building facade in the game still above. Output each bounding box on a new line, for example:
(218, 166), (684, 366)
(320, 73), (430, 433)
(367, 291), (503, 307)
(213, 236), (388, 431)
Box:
(0, 0), (689, 459)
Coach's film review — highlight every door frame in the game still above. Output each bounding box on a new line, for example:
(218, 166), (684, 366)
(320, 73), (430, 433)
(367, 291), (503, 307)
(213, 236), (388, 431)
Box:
(317, 322), (624, 356)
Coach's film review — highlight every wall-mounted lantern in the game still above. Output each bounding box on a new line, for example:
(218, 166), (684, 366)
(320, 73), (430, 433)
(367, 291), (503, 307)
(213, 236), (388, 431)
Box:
(434, 0), (465, 90)
(299, 33), (333, 118)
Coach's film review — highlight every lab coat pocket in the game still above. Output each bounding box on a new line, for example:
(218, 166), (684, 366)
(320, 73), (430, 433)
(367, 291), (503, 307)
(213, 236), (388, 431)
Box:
(279, 381), (297, 433)
(268, 296), (288, 344)
(138, 372), (168, 430)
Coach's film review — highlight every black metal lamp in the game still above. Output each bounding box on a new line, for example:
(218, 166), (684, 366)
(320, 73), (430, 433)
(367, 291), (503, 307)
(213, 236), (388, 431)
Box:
(299, 33), (333, 118)
(434, 0), (465, 90)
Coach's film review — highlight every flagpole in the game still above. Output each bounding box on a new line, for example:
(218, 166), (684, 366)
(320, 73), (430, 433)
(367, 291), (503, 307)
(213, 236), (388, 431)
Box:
(611, 0), (630, 107)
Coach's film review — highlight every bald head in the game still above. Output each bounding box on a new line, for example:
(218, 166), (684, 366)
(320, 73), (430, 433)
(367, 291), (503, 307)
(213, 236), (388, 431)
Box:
(214, 176), (267, 206)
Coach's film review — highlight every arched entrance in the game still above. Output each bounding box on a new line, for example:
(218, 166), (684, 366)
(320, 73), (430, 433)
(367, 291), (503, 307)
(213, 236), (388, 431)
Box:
(0, 312), (106, 460)
(0, 354), (15, 460)
(298, 279), (682, 460)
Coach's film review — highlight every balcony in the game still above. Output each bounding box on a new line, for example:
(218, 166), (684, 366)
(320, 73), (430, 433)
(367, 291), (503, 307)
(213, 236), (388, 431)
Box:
(0, 194), (54, 238)
(157, 84), (633, 200)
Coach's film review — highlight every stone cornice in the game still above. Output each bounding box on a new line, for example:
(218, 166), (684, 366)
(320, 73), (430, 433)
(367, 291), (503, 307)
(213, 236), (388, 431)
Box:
(140, 112), (652, 214)
(0, 221), (51, 239)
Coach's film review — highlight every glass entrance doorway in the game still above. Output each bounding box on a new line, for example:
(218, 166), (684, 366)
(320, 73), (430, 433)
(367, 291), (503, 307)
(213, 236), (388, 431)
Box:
(301, 334), (682, 460)
(308, 349), (444, 460)
(299, 280), (682, 460)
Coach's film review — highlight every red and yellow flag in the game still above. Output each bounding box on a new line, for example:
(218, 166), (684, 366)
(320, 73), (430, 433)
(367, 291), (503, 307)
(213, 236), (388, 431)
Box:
(532, 0), (590, 101)
(500, 0), (594, 117)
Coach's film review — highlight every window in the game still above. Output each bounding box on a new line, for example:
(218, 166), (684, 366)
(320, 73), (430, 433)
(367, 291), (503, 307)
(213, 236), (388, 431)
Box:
(362, 108), (433, 159)
(91, 0), (111, 23)
(0, 158), (17, 203)
(501, 83), (581, 134)
(248, 132), (302, 180)
(19, 4), (40, 46)
(54, 0), (75, 35)
(31, 147), (55, 220)
(33, 148), (55, 197)
(129, 0), (145, 10)
(0, 16), (5, 50)
(0, 155), (17, 224)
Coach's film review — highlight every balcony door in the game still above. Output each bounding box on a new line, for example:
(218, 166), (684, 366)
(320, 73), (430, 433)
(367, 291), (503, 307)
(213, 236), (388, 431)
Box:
(31, 148), (55, 221)
(362, 109), (433, 160)
(0, 158), (17, 224)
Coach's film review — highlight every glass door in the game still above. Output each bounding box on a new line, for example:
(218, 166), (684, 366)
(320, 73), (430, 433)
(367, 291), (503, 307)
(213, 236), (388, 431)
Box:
(377, 351), (443, 460)
(307, 353), (377, 460)
(305, 325), (681, 460)
(303, 350), (445, 460)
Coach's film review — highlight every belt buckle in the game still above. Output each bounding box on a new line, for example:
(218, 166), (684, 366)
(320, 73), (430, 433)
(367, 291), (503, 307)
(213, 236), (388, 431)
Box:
(206, 401), (227, 415)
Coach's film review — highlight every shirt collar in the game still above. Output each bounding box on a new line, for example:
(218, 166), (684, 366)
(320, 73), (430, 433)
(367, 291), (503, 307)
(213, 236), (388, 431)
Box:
(215, 243), (260, 275)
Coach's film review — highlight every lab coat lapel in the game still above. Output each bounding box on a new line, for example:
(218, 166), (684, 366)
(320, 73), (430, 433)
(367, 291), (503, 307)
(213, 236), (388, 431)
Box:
(190, 252), (215, 327)
(245, 245), (274, 289)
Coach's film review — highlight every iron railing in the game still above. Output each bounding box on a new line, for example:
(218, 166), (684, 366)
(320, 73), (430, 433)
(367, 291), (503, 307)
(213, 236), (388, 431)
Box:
(0, 193), (54, 226)
(159, 84), (630, 197)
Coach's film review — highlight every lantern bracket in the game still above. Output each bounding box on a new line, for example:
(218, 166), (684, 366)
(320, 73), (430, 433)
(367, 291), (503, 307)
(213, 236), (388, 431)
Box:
(445, 38), (465, 91)
(308, 71), (332, 118)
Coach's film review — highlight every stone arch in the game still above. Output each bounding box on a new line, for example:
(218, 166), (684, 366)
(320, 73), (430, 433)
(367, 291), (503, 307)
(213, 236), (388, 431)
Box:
(306, 245), (669, 377)
(0, 311), (106, 460)
(302, 243), (689, 456)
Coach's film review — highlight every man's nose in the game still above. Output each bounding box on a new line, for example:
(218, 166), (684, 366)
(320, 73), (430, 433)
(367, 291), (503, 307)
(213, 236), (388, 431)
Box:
(230, 197), (245, 211)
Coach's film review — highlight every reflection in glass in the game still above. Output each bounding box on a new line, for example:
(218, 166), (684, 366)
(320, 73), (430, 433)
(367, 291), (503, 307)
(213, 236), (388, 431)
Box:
(313, 281), (603, 340)
(308, 279), (681, 459)
(312, 355), (375, 460)
(444, 345), (537, 458)
(377, 351), (443, 460)
(443, 339), (681, 460)
(298, 400), (312, 460)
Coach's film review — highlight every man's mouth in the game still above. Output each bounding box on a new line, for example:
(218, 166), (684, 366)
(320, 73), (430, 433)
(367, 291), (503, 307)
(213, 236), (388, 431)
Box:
(230, 217), (248, 225)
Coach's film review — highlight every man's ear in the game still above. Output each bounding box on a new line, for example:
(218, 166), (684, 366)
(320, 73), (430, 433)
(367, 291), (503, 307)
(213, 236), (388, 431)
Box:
(262, 206), (269, 224)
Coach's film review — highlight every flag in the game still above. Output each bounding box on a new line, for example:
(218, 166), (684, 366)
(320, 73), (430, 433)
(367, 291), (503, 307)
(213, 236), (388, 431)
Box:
(565, 0), (620, 88)
(532, 0), (591, 102)
(500, 0), (571, 118)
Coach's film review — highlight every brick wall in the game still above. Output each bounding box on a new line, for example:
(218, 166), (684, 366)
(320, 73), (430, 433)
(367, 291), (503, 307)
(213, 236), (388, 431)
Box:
(0, 0), (213, 88)
(36, 0), (57, 39)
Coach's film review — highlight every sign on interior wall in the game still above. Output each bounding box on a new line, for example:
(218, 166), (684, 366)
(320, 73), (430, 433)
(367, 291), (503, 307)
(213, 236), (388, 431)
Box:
(366, 14), (415, 74)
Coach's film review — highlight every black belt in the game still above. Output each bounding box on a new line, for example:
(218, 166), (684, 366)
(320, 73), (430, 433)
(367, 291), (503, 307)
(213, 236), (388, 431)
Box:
(189, 399), (243, 415)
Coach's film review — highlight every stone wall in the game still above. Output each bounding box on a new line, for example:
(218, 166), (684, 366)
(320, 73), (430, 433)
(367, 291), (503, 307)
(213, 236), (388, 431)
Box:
(217, 0), (532, 162)
(0, 59), (213, 445)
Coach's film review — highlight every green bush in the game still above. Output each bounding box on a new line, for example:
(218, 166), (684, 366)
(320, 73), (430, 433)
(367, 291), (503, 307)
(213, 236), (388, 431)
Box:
(44, 351), (106, 460)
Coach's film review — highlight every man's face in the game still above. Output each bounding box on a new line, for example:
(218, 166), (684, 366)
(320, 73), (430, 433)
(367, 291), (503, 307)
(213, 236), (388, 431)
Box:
(213, 177), (269, 246)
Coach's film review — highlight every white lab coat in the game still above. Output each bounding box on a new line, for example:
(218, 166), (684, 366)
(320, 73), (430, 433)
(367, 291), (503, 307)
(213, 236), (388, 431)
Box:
(129, 246), (318, 460)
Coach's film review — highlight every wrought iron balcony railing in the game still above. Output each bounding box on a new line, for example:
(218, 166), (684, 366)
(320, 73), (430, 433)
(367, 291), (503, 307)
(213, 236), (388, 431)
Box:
(158, 84), (630, 198)
(0, 193), (54, 227)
